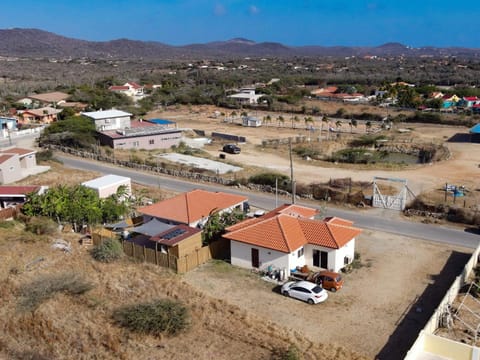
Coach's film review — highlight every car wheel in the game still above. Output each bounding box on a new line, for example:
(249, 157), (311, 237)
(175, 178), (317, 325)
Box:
(282, 291), (289, 297)
(330, 287), (337, 293)
(307, 299), (314, 305)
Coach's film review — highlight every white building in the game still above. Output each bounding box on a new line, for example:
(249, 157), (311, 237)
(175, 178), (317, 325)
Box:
(81, 109), (132, 131)
(82, 174), (131, 199)
(228, 88), (264, 105)
(224, 205), (361, 275)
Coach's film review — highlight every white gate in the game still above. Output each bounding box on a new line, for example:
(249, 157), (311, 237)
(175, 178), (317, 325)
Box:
(372, 176), (415, 211)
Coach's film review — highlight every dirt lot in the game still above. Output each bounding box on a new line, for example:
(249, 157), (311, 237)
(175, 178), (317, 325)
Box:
(0, 227), (368, 360)
(150, 105), (480, 199)
(184, 231), (472, 359)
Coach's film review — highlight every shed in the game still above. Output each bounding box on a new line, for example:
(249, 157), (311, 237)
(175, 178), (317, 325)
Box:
(82, 174), (131, 198)
(242, 116), (262, 127)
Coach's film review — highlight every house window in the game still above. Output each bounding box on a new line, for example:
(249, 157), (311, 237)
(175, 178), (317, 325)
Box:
(149, 139), (154, 145)
(297, 247), (304, 258)
(344, 256), (350, 265)
(133, 141), (139, 147)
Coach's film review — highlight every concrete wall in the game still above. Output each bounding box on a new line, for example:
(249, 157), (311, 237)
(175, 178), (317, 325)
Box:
(0, 155), (22, 184)
(111, 131), (182, 150)
(405, 331), (478, 360)
(19, 153), (37, 168)
(405, 243), (480, 359)
(230, 240), (291, 272)
(95, 116), (131, 131)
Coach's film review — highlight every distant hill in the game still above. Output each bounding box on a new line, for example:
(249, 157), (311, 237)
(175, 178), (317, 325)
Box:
(0, 28), (479, 59)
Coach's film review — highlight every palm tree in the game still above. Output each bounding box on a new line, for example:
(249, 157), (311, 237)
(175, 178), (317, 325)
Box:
(349, 119), (358, 133)
(335, 120), (342, 132)
(291, 115), (300, 129)
(365, 121), (372, 133)
(277, 115), (285, 127)
(321, 115), (329, 140)
(264, 115), (272, 127)
(304, 116), (313, 129)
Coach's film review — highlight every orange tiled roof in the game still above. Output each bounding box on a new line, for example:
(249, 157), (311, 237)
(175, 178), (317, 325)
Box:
(226, 204), (318, 232)
(300, 219), (361, 249)
(138, 189), (247, 224)
(324, 216), (354, 226)
(225, 212), (361, 253)
(0, 147), (36, 156)
(224, 214), (307, 253)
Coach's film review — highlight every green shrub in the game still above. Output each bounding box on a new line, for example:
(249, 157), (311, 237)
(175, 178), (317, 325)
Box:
(349, 135), (386, 147)
(113, 299), (190, 335)
(25, 216), (58, 235)
(272, 345), (302, 360)
(0, 220), (16, 229)
(249, 172), (290, 188)
(91, 238), (123, 263)
(19, 273), (94, 311)
(35, 149), (54, 162)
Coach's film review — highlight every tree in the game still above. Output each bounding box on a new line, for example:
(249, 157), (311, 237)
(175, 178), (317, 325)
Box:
(321, 115), (329, 140)
(291, 115), (299, 129)
(349, 119), (358, 133)
(335, 120), (342, 132)
(277, 115), (285, 127)
(365, 121), (372, 133)
(304, 116), (313, 129)
(202, 209), (244, 244)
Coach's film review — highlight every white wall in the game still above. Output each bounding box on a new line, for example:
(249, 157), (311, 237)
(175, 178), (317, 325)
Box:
(305, 238), (355, 272)
(231, 240), (291, 273)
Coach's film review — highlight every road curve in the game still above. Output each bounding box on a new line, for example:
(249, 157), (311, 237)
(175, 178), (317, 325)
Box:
(57, 154), (480, 249)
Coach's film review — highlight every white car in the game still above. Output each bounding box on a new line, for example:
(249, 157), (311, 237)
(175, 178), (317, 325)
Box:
(281, 280), (328, 304)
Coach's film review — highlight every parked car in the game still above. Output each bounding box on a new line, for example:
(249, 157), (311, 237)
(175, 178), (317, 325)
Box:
(222, 144), (241, 154)
(313, 270), (344, 292)
(281, 280), (328, 304)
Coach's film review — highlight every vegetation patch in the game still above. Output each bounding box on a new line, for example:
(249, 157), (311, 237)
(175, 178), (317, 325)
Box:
(248, 172), (290, 189)
(18, 273), (94, 312)
(24, 216), (58, 235)
(91, 238), (124, 263)
(112, 299), (190, 336)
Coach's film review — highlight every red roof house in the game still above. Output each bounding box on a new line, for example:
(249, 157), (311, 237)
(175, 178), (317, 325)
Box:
(224, 206), (361, 273)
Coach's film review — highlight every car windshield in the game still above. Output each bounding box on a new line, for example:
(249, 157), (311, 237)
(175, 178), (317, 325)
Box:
(311, 286), (323, 294)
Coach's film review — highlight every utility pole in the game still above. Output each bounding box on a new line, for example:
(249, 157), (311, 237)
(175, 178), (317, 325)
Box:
(289, 137), (295, 204)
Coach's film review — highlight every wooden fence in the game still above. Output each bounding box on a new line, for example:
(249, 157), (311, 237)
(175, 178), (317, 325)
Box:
(122, 239), (229, 273)
(0, 205), (22, 221)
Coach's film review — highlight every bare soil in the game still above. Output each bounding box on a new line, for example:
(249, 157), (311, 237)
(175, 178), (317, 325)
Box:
(184, 231), (472, 359)
(150, 105), (480, 199)
(0, 227), (368, 360)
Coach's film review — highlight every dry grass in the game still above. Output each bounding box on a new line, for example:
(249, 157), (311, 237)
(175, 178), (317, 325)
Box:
(0, 237), (368, 360)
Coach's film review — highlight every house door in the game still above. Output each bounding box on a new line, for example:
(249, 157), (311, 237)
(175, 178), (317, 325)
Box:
(251, 248), (259, 268)
(320, 251), (328, 269)
(313, 250), (320, 267)
(313, 250), (328, 268)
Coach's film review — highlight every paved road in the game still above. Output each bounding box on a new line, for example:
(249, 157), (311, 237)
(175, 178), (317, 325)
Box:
(57, 154), (480, 249)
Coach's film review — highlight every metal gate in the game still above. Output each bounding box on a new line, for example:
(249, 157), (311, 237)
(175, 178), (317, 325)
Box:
(372, 176), (415, 211)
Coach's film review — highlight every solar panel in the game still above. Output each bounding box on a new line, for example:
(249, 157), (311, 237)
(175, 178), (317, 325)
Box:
(162, 228), (186, 240)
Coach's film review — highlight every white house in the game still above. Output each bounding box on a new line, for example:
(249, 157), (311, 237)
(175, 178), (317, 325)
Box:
(224, 205), (361, 274)
(228, 88), (264, 105)
(82, 174), (131, 199)
(137, 189), (248, 228)
(242, 116), (262, 127)
(108, 82), (144, 98)
(81, 109), (132, 131)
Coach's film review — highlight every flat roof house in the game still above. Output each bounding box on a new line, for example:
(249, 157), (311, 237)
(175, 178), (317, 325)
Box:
(82, 174), (131, 199)
(0, 147), (41, 184)
(81, 109), (132, 131)
(228, 88), (264, 105)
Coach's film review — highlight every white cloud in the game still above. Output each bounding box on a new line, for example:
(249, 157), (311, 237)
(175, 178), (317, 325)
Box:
(248, 5), (259, 15)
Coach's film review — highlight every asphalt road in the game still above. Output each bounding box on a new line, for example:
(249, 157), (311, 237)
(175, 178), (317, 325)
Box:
(57, 154), (480, 250)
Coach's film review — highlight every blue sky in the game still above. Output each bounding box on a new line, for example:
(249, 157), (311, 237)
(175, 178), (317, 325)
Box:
(1, 0), (478, 47)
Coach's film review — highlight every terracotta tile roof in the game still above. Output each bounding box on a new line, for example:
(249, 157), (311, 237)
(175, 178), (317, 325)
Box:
(28, 91), (69, 103)
(0, 147), (36, 156)
(0, 185), (40, 196)
(324, 216), (354, 226)
(464, 96), (479, 101)
(274, 203), (318, 218)
(299, 219), (361, 249)
(225, 212), (361, 252)
(0, 154), (15, 164)
(226, 204), (318, 232)
(138, 189), (247, 224)
(126, 82), (142, 89)
(224, 214), (307, 253)
(109, 86), (130, 91)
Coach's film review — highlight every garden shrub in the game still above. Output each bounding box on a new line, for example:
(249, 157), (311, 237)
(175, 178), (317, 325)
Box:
(91, 238), (123, 263)
(249, 172), (290, 189)
(113, 299), (190, 335)
(19, 273), (94, 311)
(25, 216), (58, 235)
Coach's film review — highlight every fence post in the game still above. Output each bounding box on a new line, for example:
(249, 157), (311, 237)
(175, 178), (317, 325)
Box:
(132, 243), (135, 258)
(143, 246), (146, 262)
